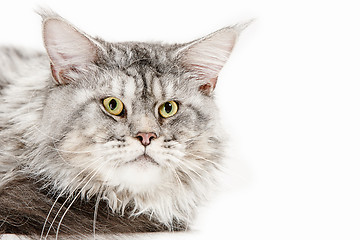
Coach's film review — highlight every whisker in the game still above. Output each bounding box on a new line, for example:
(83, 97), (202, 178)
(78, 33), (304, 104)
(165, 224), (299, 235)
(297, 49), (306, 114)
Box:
(177, 162), (201, 181)
(162, 149), (214, 179)
(55, 163), (106, 239)
(40, 157), (104, 239)
(167, 164), (186, 195)
(186, 152), (226, 172)
(43, 157), (106, 239)
(179, 158), (212, 177)
(32, 125), (68, 143)
(176, 162), (209, 190)
(49, 145), (103, 155)
(93, 187), (103, 240)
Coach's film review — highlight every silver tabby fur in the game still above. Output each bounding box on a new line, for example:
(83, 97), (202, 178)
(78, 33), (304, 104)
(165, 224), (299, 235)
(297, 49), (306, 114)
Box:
(0, 10), (249, 237)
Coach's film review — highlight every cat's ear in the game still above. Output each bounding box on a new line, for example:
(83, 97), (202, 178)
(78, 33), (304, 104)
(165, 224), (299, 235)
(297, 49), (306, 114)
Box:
(42, 14), (101, 85)
(179, 22), (252, 95)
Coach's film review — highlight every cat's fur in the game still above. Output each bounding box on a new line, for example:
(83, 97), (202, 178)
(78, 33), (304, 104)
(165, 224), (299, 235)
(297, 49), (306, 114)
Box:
(0, 11), (249, 238)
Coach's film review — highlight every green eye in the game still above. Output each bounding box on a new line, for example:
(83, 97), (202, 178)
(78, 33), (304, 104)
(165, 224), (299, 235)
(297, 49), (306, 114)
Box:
(103, 97), (124, 116)
(159, 101), (178, 118)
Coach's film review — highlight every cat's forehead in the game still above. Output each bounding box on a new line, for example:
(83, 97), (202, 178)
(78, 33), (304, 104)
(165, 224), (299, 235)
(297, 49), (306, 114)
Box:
(101, 41), (181, 73)
(92, 42), (199, 101)
(98, 66), (182, 102)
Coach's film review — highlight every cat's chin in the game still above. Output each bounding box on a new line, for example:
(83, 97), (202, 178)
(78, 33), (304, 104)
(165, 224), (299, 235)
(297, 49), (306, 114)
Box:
(126, 153), (159, 166)
(104, 154), (165, 193)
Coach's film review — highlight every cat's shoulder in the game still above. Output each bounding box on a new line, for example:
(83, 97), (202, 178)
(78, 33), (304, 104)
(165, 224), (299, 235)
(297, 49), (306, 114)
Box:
(0, 46), (46, 67)
(0, 46), (44, 60)
(0, 46), (49, 90)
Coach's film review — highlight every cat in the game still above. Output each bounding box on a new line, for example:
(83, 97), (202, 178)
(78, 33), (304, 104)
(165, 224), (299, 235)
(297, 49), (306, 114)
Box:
(0, 9), (250, 239)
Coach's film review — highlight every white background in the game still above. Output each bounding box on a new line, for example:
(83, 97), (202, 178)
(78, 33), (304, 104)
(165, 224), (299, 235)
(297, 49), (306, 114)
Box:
(1, 0), (359, 239)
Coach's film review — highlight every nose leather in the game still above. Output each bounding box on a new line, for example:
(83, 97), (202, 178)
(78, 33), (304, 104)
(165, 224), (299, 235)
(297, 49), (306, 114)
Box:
(136, 132), (157, 146)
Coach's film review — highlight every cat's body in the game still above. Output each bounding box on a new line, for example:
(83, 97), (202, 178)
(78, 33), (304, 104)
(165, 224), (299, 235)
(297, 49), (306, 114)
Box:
(0, 11), (248, 238)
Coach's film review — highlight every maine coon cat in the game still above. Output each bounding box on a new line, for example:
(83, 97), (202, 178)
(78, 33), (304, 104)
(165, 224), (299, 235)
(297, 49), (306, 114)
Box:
(0, 10), (249, 238)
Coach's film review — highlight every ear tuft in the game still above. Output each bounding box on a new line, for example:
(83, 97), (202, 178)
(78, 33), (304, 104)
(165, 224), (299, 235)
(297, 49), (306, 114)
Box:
(42, 14), (99, 85)
(180, 22), (252, 95)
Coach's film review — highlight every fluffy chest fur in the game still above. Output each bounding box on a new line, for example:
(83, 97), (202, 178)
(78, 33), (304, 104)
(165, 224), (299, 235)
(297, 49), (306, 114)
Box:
(0, 11), (248, 238)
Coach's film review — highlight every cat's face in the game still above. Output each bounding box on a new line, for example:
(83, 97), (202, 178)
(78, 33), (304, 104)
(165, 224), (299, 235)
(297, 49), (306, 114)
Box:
(42, 53), (218, 194)
(34, 13), (244, 224)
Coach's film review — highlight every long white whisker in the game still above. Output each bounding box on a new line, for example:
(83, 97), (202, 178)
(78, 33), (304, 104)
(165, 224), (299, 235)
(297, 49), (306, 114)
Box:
(43, 157), (106, 239)
(176, 164), (199, 182)
(162, 148), (213, 180)
(166, 163), (186, 196)
(40, 157), (104, 239)
(49, 145), (103, 155)
(93, 191), (101, 240)
(179, 158), (212, 178)
(186, 152), (226, 171)
(92, 160), (114, 240)
(176, 162), (208, 191)
(55, 163), (106, 239)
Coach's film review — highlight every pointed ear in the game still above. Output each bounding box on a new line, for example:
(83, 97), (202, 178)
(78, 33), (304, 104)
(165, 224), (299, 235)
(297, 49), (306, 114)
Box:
(42, 16), (100, 85)
(179, 22), (251, 95)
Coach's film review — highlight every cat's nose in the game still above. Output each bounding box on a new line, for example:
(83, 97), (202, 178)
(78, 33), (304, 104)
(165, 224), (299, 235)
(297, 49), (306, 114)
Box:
(135, 132), (157, 146)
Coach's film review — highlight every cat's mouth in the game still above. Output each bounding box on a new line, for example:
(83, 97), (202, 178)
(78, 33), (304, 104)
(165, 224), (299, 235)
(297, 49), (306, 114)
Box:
(128, 154), (159, 165)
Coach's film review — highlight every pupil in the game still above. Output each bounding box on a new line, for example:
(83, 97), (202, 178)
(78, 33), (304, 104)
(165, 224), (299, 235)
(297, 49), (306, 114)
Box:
(164, 102), (173, 113)
(109, 99), (117, 110)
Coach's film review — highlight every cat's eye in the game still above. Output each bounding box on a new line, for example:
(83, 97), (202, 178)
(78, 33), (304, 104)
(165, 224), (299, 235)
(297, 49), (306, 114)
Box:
(159, 101), (178, 118)
(103, 97), (124, 116)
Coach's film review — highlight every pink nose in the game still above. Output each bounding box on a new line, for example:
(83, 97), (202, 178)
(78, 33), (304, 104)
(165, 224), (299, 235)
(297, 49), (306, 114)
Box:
(136, 132), (157, 146)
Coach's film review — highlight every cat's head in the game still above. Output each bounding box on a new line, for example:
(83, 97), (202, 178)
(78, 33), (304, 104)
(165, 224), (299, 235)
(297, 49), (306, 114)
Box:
(33, 12), (248, 226)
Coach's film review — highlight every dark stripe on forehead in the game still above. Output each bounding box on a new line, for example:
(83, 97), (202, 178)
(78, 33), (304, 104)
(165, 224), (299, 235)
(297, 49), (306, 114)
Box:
(139, 69), (148, 99)
(136, 65), (159, 101)
(118, 75), (125, 99)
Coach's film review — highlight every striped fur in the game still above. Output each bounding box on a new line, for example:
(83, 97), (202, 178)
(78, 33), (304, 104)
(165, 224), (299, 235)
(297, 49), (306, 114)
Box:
(0, 11), (248, 238)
